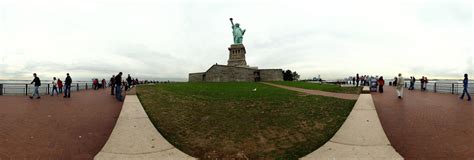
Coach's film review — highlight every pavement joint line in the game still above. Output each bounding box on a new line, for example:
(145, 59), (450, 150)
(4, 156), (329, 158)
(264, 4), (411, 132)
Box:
(102, 147), (176, 155)
(329, 140), (390, 147)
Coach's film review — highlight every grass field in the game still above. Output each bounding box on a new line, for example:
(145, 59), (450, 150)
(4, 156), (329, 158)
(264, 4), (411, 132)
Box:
(137, 82), (356, 159)
(272, 81), (362, 94)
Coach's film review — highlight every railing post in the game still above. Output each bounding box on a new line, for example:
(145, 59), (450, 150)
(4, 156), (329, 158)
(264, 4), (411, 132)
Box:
(0, 84), (3, 96)
(86, 83), (88, 90)
(47, 84), (50, 95)
(77, 83), (79, 91)
(25, 84), (28, 96)
(452, 83), (454, 94)
(434, 83), (437, 92)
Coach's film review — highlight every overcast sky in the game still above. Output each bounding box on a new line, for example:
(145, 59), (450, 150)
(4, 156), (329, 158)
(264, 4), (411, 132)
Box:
(0, 0), (472, 80)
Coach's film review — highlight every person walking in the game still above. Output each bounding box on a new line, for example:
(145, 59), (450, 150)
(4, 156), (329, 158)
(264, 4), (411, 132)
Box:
(29, 73), (41, 99)
(115, 72), (123, 101)
(393, 77), (398, 87)
(352, 77), (356, 86)
(64, 73), (72, 98)
(110, 75), (115, 95)
(126, 74), (132, 91)
(396, 73), (404, 99)
(460, 74), (471, 101)
(57, 78), (63, 94)
(51, 77), (59, 96)
(378, 76), (385, 93)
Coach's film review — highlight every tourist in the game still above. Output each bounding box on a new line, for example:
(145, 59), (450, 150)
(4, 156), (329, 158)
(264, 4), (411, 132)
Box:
(378, 76), (385, 93)
(356, 73), (360, 87)
(411, 76), (416, 90)
(424, 77), (428, 90)
(126, 74), (132, 91)
(460, 74), (471, 101)
(51, 77), (59, 96)
(110, 75), (115, 95)
(352, 77), (356, 86)
(64, 73), (72, 98)
(29, 73), (41, 99)
(102, 79), (106, 89)
(396, 73), (404, 99)
(115, 72), (123, 101)
(420, 76), (425, 91)
(57, 78), (63, 94)
(393, 77), (398, 87)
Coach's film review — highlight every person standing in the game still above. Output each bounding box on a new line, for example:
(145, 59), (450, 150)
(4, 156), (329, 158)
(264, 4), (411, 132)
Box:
(102, 79), (106, 89)
(115, 72), (123, 101)
(64, 73), (72, 98)
(126, 74), (132, 91)
(424, 77), (428, 91)
(396, 73), (404, 99)
(420, 76), (425, 91)
(356, 73), (360, 87)
(460, 74), (471, 101)
(57, 78), (63, 94)
(29, 73), (41, 99)
(110, 75), (115, 95)
(378, 76), (385, 93)
(51, 77), (59, 96)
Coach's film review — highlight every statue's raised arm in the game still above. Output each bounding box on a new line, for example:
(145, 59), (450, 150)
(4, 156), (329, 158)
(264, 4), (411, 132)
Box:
(229, 18), (245, 44)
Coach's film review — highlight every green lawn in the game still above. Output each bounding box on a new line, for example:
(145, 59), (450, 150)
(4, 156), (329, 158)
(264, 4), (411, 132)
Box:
(272, 81), (362, 94)
(137, 82), (355, 159)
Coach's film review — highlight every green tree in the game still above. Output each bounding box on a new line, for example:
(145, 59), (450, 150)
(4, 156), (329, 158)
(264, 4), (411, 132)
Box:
(292, 71), (300, 81)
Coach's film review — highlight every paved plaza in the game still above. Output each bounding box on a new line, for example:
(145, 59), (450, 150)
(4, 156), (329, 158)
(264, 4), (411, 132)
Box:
(0, 89), (123, 159)
(372, 86), (473, 159)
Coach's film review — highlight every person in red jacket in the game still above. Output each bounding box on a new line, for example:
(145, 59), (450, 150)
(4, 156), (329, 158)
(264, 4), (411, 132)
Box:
(378, 76), (385, 93)
(57, 78), (63, 93)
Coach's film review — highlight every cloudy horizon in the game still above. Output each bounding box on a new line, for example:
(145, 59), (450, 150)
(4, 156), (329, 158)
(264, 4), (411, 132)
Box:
(0, 0), (472, 81)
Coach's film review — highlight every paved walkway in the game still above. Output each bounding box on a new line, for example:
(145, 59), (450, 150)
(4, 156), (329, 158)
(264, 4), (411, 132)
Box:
(0, 89), (123, 159)
(95, 88), (196, 160)
(372, 86), (474, 159)
(262, 82), (359, 100)
(301, 94), (402, 159)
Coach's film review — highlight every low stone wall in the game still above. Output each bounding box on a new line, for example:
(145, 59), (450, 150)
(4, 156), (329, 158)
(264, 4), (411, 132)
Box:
(204, 65), (256, 82)
(189, 72), (205, 82)
(259, 69), (283, 81)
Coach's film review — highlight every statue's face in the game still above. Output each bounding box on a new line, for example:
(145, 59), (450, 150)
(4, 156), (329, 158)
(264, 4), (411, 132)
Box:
(235, 23), (240, 27)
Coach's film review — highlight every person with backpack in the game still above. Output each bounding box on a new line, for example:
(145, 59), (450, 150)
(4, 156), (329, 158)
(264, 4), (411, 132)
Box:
(51, 77), (59, 96)
(29, 73), (41, 99)
(64, 73), (72, 98)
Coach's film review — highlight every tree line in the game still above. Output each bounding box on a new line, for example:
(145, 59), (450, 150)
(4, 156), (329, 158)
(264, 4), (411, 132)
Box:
(282, 69), (300, 81)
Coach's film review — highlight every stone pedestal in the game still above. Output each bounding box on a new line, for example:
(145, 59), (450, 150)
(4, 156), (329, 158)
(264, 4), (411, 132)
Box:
(227, 44), (248, 67)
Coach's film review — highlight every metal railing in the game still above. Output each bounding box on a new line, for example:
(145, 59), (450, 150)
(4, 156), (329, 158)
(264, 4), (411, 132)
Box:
(0, 82), (100, 96)
(403, 82), (473, 95)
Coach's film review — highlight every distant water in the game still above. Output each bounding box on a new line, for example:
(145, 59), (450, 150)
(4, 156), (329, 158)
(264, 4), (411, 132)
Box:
(0, 80), (94, 95)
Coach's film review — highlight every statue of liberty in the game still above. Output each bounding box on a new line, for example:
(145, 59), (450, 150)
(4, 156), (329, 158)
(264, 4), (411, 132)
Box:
(230, 18), (246, 44)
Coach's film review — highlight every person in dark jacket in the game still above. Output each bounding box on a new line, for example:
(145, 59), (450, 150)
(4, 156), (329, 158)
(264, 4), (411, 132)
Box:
(30, 73), (41, 99)
(126, 74), (132, 91)
(110, 75), (115, 95)
(115, 72), (123, 101)
(460, 74), (471, 101)
(64, 73), (72, 98)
